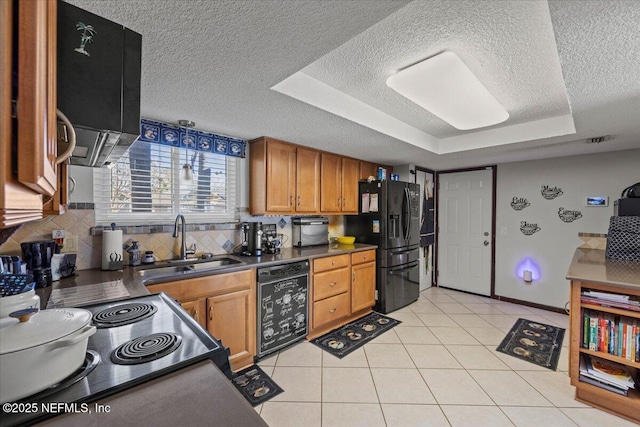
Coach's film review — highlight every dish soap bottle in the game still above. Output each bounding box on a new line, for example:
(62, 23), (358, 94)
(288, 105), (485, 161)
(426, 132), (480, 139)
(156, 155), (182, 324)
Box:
(127, 241), (141, 266)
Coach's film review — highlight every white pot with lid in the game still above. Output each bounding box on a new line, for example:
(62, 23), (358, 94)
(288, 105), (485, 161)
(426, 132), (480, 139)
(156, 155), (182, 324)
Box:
(0, 308), (96, 403)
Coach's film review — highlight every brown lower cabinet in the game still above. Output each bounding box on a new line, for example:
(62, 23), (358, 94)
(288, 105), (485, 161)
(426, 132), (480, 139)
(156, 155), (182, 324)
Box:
(147, 269), (256, 372)
(308, 250), (376, 339)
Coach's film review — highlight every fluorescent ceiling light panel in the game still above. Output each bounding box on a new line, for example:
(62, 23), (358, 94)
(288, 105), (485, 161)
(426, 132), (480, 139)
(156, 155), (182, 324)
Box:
(386, 51), (509, 130)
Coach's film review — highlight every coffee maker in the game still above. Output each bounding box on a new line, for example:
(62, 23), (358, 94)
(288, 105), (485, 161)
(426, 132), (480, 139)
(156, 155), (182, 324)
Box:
(241, 222), (263, 256)
(20, 240), (58, 288)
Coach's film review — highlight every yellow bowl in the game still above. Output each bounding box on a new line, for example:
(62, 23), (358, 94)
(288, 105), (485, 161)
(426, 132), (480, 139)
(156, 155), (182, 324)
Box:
(337, 236), (355, 245)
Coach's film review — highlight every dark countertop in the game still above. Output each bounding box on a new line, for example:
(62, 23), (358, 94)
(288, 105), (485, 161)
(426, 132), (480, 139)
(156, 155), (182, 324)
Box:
(32, 243), (376, 426)
(37, 243), (377, 307)
(566, 248), (640, 290)
(38, 360), (267, 427)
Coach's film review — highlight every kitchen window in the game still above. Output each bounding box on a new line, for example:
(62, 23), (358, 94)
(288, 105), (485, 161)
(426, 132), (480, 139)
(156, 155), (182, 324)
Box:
(93, 139), (239, 225)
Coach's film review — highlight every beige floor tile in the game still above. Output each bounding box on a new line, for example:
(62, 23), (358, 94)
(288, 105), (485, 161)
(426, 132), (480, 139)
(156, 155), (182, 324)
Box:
(405, 344), (463, 369)
(322, 403), (386, 427)
(501, 407), (577, 427)
(440, 406), (515, 427)
(416, 313), (458, 327)
(448, 314), (493, 328)
(478, 314), (519, 331)
(395, 326), (441, 344)
(492, 347), (549, 371)
(429, 326), (481, 344)
(270, 367), (322, 402)
(322, 347), (369, 367)
(495, 302), (534, 315)
(322, 367), (378, 403)
(258, 365), (275, 376)
(424, 294), (457, 303)
(419, 369), (494, 405)
(275, 340), (323, 367)
(448, 293), (490, 304)
(368, 328), (401, 344)
(560, 408), (639, 427)
(516, 371), (587, 408)
(364, 343), (415, 368)
(446, 345), (510, 370)
(463, 303), (508, 314)
(432, 302), (473, 313)
(371, 368), (436, 404)
(386, 311), (426, 326)
(469, 370), (552, 406)
(408, 300), (444, 314)
(381, 404), (450, 427)
(257, 352), (278, 367)
(260, 402), (321, 427)
(463, 326), (507, 346)
(556, 346), (570, 372)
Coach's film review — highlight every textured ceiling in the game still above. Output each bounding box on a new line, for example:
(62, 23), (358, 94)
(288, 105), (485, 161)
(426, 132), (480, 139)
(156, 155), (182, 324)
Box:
(65, 0), (640, 170)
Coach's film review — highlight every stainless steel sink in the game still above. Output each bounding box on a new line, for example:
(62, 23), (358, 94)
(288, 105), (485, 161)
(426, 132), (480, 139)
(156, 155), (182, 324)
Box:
(138, 256), (245, 284)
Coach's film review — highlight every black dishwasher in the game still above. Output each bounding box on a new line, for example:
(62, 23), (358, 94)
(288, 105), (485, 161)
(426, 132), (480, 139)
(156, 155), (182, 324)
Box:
(257, 260), (309, 358)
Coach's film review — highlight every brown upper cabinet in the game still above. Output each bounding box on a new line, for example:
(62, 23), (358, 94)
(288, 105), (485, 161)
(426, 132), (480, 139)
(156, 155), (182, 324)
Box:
(1, 0), (60, 228)
(250, 136), (391, 216)
(320, 153), (359, 214)
(250, 137), (320, 215)
(359, 160), (394, 181)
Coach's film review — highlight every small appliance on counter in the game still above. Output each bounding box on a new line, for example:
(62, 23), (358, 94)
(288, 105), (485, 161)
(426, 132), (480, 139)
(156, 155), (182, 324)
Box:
(240, 222), (263, 256)
(261, 223), (283, 254)
(292, 216), (329, 247)
(20, 240), (58, 288)
(614, 182), (640, 216)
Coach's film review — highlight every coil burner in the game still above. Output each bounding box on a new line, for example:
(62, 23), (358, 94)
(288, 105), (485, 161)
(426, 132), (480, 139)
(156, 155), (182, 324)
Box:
(93, 302), (157, 328)
(110, 333), (182, 365)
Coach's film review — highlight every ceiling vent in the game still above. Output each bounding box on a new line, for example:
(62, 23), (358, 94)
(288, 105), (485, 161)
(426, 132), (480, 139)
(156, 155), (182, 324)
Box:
(585, 135), (611, 144)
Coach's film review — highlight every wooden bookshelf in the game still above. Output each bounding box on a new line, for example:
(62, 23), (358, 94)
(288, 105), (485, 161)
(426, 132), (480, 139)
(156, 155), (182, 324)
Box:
(569, 279), (640, 423)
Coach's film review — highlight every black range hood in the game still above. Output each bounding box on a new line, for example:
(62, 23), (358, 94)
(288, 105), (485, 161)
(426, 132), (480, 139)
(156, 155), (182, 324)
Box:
(57, 1), (141, 167)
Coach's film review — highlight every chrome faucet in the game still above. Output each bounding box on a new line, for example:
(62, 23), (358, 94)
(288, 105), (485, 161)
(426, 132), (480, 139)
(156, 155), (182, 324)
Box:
(173, 214), (196, 260)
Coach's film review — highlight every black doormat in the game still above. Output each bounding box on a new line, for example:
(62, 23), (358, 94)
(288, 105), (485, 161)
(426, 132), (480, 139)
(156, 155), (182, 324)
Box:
(230, 365), (283, 407)
(310, 312), (401, 358)
(496, 318), (565, 371)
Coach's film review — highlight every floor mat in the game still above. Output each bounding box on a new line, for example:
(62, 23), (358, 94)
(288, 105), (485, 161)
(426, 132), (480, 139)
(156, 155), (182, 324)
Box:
(310, 311), (401, 358)
(496, 318), (565, 371)
(230, 365), (283, 407)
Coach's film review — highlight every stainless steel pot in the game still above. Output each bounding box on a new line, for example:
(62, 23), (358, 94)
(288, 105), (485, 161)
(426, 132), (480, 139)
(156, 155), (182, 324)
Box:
(0, 308), (96, 403)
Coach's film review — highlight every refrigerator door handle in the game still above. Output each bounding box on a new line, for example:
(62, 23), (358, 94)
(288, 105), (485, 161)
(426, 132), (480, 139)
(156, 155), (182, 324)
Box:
(402, 187), (410, 241)
(389, 261), (419, 274)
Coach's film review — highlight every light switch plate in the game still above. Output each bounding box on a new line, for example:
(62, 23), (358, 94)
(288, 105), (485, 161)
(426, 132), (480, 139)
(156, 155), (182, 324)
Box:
(52, 229), (65, 239)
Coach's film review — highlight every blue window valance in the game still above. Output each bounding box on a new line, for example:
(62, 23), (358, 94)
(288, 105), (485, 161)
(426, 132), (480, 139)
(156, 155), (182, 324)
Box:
(138, 118), (246, 158)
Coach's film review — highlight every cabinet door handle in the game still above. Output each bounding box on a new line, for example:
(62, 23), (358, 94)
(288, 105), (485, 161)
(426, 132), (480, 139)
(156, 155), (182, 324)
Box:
(352, 271), (356, 282)
(329, 308), (336, 314)
(337, 198), (341, 207)
(194, 309), (198, 319)
(290, 195), (294, 205)
(329, 282), (336, 287)
(209, 306), (213, 321)
(297, 195), (300, 206)
(331, 260), (336, 265)
(343, 198), (346, 208)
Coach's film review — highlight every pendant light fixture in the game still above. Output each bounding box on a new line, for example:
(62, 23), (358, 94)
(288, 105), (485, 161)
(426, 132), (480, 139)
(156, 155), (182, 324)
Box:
(178, 119), (195, 182)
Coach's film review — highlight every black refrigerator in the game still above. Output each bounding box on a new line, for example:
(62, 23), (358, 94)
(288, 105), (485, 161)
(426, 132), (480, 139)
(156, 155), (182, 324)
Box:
(346, 180), (421, 314)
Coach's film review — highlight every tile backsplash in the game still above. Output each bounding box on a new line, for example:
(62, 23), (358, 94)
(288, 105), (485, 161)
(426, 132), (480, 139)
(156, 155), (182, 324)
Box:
(0, 210), (345, 270)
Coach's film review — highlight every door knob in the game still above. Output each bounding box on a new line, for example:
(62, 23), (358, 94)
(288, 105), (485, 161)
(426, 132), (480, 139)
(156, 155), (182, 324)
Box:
(483, 240), (489, 246)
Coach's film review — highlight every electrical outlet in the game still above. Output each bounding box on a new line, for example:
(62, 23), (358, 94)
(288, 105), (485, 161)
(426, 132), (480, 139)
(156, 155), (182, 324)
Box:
(52, 229), (65, 239)
(61, 234), (78, 253)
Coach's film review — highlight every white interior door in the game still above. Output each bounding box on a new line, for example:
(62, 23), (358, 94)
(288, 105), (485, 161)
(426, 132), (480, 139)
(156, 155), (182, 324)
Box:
(437, 169), (493, 296)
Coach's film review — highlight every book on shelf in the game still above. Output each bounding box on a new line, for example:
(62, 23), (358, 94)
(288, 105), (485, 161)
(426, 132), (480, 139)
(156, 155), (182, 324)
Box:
(581, 289), (640, 312)
(582, 353), (636, 389)
(581, 308), (640, 361)
(579, 374), (629, 396)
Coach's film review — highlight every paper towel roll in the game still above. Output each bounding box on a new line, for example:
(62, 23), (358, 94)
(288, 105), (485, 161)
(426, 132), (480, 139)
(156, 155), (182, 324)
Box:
(102, 230), (123, 270)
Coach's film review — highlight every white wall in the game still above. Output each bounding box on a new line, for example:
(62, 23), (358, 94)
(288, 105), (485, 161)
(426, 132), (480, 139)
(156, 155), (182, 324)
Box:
(495, 149), (640, 309)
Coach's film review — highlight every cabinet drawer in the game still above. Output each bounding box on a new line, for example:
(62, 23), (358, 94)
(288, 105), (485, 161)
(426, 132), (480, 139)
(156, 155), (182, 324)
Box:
(313, 292), (350, 329)
(313, 267), (350, 301)
(313, 254), (349, 273)
(351, 250), (375, 265)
